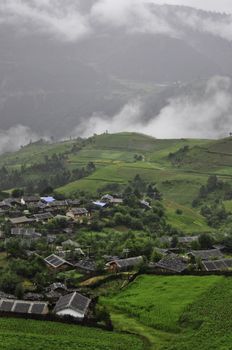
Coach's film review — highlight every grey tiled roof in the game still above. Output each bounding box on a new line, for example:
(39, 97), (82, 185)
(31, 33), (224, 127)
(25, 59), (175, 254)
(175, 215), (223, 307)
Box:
(54, 292), (91, 316)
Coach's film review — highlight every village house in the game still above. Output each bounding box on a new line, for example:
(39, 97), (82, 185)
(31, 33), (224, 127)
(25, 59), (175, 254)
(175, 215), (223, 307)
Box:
(0, 201), (12, 211)
(11, 228), (42, 239)
(4, 198), (22, 207)
(66, 208), (90, 223)
(188, 249), (223, 262)
(53, 291), (91, 320)
(47, 200), (69, 213)
(101, 194), (114, 202)
(58, 240), (84, 257)
(0, 299), (49, 315)
(106, 256), (143, 273)
(44, 254), (73, 271)
(34, 212), (53, 223)
(75, 258), (97, 274)
(9, 216), (34, 226)
(21, 196), (40, 205)
(40, 196), (55, 204)
(48, 282), (67, 295)
(10, 228), (42, 246)
(152, 254), (188, 273)
(67, 199), (81, 207)
(202, 258), (232, 272)
(101, 194), (123, 205)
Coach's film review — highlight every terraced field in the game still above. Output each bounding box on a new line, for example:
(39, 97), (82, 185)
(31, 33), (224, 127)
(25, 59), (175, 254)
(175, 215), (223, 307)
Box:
(3, 132), (232, 232)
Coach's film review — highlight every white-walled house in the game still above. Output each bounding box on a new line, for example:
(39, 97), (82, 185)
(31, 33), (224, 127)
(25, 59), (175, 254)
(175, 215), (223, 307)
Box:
(53, 291), (91, 320)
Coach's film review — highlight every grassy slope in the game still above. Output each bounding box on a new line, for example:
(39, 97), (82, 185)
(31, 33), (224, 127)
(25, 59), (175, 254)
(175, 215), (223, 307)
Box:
(0, 133), (215, 233)
(0, 317), (143, 350)
(101, 275), (232, 350)
(3, 132), (232, 233)
(169, 277), (232, 350)
(101, 275), (221, 331)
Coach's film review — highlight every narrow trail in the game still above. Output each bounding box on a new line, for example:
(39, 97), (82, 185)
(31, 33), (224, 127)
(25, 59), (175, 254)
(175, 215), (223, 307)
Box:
(110, 310), (177, 350)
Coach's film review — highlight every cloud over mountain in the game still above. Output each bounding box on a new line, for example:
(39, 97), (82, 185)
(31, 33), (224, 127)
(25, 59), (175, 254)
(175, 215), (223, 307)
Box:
(0, 125), (40, 154)
(0, 0), (232, 42)
(77, 76), (232, 139)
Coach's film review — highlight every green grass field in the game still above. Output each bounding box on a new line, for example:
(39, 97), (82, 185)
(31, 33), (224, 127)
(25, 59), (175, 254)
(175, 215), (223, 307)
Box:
(0, 317), (143, 350)
(101, 275), (221, 332)
(101, 275), (232, 350)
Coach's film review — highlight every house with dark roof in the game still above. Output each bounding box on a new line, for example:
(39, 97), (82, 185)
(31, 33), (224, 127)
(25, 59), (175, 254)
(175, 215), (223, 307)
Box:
(34, 212), (53, 222)
(75, 259), (97, 274)
(0, 201), (12, 210)
(11, 228), (41, 240)
(202, 258), (232, 272)
(21, 196), (40, 205)
(53, 291), (91, 320)
(9, 216), (34, 226)
(188, 249), (223, 261)
(101, 194), (123, 205)
(48, 283), (67, 294)
(152, 254), (188, 273)
(106, 256), (143, 272)
(67, 199), (81, 207)
(0, 299), (49, 315)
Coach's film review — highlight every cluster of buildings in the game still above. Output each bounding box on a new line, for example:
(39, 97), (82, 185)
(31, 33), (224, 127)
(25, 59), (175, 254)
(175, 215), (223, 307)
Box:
(0, 290), (91, 321)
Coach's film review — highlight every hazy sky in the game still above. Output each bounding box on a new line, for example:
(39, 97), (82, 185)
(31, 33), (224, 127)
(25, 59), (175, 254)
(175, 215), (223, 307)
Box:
(152, 0), (232, 13)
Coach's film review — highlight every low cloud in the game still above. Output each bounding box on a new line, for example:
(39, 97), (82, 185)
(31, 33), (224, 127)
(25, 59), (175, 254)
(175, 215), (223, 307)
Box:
(0, 125), (40, 154)
(74, 76), (232, 139)
(0, 0), (232, 42)
(0, 0), (91, 41)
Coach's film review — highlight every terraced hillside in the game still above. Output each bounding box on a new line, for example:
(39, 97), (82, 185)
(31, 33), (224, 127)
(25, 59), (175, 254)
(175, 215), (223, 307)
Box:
(2, 132), (232, 232)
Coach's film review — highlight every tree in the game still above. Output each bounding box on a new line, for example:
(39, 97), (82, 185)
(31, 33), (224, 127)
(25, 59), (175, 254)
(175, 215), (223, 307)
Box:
(12, 188), (24, 198)
(15, 283), (24, 299)
(0, 270), (19, 293)
(198, 233), (213, 249)
(171, 235), (178, 248)
(151, 249), (163, 262)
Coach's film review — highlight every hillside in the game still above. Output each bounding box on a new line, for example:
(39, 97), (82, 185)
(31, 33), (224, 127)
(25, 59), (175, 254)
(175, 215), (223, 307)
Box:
(100, 275), (232, 350)
(2, 132), (232, 233)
